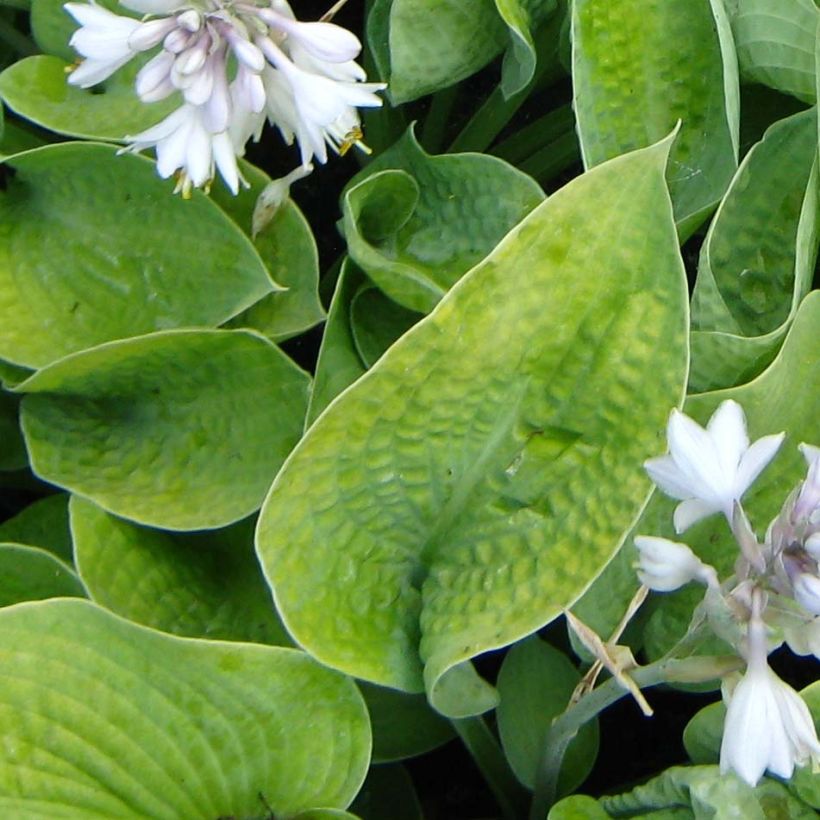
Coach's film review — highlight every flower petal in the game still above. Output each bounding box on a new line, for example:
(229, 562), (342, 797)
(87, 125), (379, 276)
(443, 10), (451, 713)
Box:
(706, 400), (749, 483)
(734, 432), (785, 497)
(120, 0), (182, 14)
(644, 454), (695, 500)
(673, 498), (720, 533)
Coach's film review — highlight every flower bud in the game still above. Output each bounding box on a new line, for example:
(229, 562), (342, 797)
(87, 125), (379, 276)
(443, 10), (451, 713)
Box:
(634, 535), (717, 592)
(793, 573), (820, 617)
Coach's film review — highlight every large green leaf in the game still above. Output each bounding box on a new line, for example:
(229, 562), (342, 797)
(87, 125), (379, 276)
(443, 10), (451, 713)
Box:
(496, 636), (598, 792)
(0, 143), (275, 369)
(690, 108), (818, 393)
(0, 56), (179, 142)
(0, 598), (370, 817)
(70, 496), (290, 644)
(0, 494), (72, 564)
(257, 137), (689, 716)
(341, 127), (544, 313)
(213, 161), (325, 343)
(0, 542), (85, 605)
(732, 0), (818, 103)
(18, 329), (310, 530)
(572, 0), (738, 233)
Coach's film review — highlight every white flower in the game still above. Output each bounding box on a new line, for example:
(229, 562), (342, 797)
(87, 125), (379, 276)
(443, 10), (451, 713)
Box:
(124, 104), (240, 195)
(720, 603), (820, 785)
(256, 35), (384, 166)
(251, 163), (313, 238)
(645, 400), (785, 533)
(634, 535), (717, 592)
(65, 2), (143, 87)
(65, 0), (385, 193)
(792, 573), (820, 617)
(795, 443), (820, 523)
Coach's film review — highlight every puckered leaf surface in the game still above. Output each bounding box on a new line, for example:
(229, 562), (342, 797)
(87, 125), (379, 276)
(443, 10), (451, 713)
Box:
(690, 108), (818, 393)
(257, 137), (688, 716)
(572, 0), (738, 233)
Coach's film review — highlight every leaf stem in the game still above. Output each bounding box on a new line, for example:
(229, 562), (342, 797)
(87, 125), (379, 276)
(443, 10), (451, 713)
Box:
(529, 625), (742, 819)
(451, 715), (530, 820)
(491, 104), (575, 166)
(448, 12), (566, 155)
(419, 84), (460, 154)
(517, 130), (580, 186)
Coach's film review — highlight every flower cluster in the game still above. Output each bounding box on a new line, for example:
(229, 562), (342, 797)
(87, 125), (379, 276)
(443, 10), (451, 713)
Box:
(65, 0), (385, 195)
(636, 400), (820, 787)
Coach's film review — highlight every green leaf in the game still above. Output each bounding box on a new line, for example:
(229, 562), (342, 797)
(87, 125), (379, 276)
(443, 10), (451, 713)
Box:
(350, 285), (422, 368)
(0, 119), (47, 160)
(789, 682), (820, 808)
(386, 0), (507, 104)
(342, 127), (544, 313)
(70, 496), (290, 644)
(732, 0), (818, 103)
(350, 764), (423, 820)
(384, 0), (556, 102)
(0, 56), (179, 141)
(682, 700), (724, 765)
(18, 329), (310, 530)
(0, 543), (85, 605)
(256, 136), (689, 716)
(599, 765), (818, 819)
(213, 161), (325, 342)
(644, 291), (820, 662)
(0, 598), (370, 817)
(496, 0), (557, 97)
(0, 494), (72, 564)
(496, 636), (598, 792)
(359, 682), (454, 763)
(32, 0), (100, 58)
(0, 143), (275, 369)
(572, 0), (739, 233)
(0, 389), (26, 471)
(548, 795), (611, 819)
(690, 108), (818, 393)
(306, 259), (368, 427)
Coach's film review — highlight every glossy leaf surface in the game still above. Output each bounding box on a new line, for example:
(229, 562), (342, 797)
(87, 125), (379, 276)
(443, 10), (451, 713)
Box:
(0, 144), (274, 368)
(19, 330), (310, 530)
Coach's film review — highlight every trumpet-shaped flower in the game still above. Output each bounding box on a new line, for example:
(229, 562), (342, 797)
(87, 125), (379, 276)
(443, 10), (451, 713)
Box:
(64, 0), (385, 193)
(720, 601), (820, 785)
(634, 535), (717, 592)
(645, 400), (784, 533)
(124, 104), (240, 195)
